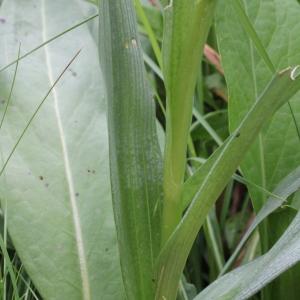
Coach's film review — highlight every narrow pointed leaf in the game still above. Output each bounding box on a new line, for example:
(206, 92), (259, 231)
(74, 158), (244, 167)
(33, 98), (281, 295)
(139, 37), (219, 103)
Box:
(221, 165), (300, 275)
(196, 197), (300, 300)
(99, 1), (163, 299)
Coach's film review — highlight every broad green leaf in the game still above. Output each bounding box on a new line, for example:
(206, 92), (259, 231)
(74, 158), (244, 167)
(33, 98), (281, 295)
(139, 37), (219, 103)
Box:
(0, 13), (99, 73)
(155, 67), (300, 300)
(216, 0), (300, 210)
(216, 0), (300, 297)
(195, 194), (300, 299)
(99, 1), (163, 299)
(0, 0), (123, 299)
(162, 0), (217, 242)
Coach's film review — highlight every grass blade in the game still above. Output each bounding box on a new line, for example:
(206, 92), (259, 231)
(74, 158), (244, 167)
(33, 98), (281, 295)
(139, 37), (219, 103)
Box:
(196, 199), (300, 299)
(0, 14), (97, 73)
(220, 165), (300, 276)
(134, 0), (162, 68)
(0, 44), (20, 130)
(0, 235), (20, 300)
(0, 50), (81, 177)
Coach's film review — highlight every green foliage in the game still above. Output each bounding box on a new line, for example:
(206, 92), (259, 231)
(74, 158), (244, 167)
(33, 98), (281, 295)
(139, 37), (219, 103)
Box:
(162, 0), (218, 242)
(99, 1), (163, 299)
(0, 0), (300, 300)
(0, 0), (122, 299)
(216, 0), (300, 298)
(155, 67), (300, 300)
(197, 194), (300, 299)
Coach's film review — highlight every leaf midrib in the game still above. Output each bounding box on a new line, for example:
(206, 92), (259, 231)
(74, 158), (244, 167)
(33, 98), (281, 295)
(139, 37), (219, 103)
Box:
(41, 1), (91, 299)
(244, 0), (267, 206)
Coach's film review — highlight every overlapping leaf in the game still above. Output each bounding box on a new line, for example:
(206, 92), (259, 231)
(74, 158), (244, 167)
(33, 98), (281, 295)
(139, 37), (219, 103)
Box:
(156, 67), (300, 300)
(0, 0), (123, 298)
(216, 0), (300, 297)
(99, 1), (163, 299)
(195, 166), (300, 299)
(161, 0), (218, 241)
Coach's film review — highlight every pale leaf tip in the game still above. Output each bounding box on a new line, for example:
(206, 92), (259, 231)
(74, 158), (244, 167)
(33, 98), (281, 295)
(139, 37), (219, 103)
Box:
(291, 65), (300, 81)
(165, 0), (173, 9)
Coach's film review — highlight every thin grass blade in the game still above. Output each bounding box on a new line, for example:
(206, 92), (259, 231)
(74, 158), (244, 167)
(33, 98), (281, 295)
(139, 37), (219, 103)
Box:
(0, 1), (123, 298)
(220, 165), (300, 275)
(196, 198), (300, 300)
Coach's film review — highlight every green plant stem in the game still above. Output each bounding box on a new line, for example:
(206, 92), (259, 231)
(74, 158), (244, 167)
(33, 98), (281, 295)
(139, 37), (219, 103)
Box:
(162, 0), (218, 244)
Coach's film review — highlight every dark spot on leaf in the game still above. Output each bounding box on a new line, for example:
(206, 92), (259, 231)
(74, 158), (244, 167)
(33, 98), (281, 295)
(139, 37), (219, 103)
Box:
(0, 18), (6, 24)
(87, 169), (91, 173)
(39, 176), (44, 180)
(92, 170), (96, 174)
(235, 132), (241, 138)
(1, 99), (5, 105)
(152, 278), (156, 283)
(105, 248), (109, 252)
(69, 68), (77, 77)
(45, 183), (49, 188)
(75, 192), (79, 197)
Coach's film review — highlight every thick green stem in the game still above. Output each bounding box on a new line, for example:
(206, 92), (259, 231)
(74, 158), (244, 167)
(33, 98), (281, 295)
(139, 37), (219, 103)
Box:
(161, 0), (218, 244)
